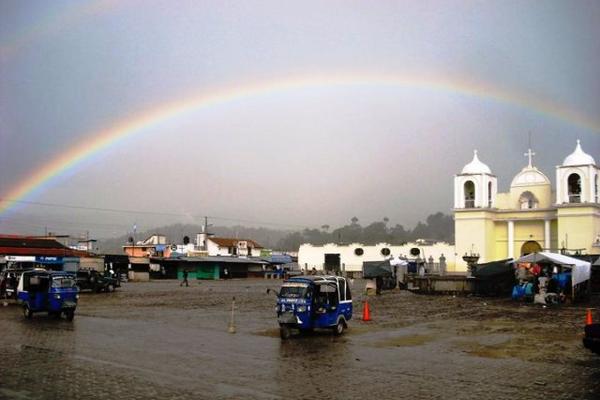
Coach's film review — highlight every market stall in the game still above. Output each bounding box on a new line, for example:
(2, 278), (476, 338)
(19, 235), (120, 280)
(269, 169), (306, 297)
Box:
(513, 252), (591, 303)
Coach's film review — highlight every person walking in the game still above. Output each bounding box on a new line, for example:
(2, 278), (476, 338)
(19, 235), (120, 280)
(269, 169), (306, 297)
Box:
(180, 269), (189, 287)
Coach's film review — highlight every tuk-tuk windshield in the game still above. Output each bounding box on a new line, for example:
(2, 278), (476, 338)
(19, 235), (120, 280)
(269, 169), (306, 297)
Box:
(51, 276), (77, 289)
(279, 283), (309, 298)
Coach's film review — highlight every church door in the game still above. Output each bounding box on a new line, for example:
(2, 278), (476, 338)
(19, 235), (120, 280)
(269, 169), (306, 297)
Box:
(521, 241), (542, 256)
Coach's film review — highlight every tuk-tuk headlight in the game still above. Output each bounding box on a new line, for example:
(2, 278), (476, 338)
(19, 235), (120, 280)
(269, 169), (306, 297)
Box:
(54, 294), (61, 299)
(75, 294), (79, 300)
(297, 305), (307, 313)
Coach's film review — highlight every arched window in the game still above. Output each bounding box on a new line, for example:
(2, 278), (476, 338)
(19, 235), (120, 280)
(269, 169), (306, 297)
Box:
(519, 191), (538, 209)
(464, 181), (475, 208)
(595, 175), (598, 203)
(568, 173), (581, 203)
(488, 181), (493, 207)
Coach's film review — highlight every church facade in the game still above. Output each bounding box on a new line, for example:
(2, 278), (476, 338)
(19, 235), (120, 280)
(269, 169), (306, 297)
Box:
(454, 140), (600, 270)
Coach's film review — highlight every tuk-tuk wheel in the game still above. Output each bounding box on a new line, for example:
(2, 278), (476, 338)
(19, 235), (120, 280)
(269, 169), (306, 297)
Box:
(65, 310), (75, 321)
(107, 284), (115, 293)
(333, 319), (345, 336)
(23, 305), (33, 319)
(280, 325), (291, 340)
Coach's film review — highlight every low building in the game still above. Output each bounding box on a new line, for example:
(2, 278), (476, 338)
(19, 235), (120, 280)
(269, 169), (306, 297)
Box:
(164, 256), (269, 280)
(123, 234), (168, 257)
(298, 241), (456, 276)
(0, 234), (88, 271)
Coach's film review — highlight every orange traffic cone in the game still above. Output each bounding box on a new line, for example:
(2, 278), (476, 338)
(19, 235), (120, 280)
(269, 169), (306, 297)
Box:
(362, 300), (371, 322)
(586, 308), (593, 325)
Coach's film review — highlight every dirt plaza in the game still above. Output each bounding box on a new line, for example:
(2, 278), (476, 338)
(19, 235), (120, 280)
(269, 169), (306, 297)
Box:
(1, 279), (599, 400)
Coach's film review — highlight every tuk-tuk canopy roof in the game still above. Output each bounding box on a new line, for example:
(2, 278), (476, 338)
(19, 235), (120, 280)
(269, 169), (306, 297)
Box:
(515, 252), (591, 286)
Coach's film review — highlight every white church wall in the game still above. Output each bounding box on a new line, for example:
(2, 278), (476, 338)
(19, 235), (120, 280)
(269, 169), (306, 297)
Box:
(298, 242), (457, 273)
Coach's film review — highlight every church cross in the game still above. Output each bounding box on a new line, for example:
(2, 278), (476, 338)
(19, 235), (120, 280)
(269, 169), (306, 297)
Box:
(524, 148), (535, 168)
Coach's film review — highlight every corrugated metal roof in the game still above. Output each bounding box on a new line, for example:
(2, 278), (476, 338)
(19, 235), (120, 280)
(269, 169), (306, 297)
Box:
(181, 256), (268, 265)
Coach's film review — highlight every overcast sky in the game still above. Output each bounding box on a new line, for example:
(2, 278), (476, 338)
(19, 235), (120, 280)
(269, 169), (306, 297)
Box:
(1, 0), (599, 239)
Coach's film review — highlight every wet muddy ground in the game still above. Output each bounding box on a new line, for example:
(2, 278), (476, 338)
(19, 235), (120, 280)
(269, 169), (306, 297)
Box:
(1, 279), (599, 400)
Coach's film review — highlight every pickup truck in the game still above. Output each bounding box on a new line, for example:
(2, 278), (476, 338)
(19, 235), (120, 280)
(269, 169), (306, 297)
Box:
(76, 269), (119, 293)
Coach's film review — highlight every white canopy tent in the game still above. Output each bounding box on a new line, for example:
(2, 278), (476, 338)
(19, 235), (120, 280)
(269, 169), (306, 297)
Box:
(515, 252), (591, 288)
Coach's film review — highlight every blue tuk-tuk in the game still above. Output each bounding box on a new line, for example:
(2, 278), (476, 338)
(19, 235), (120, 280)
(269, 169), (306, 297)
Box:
(17, 270), (79, 321)
(273, 275), (352, 339)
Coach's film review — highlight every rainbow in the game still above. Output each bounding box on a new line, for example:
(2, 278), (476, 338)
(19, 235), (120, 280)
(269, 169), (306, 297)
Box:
(1, 72), (599, 216)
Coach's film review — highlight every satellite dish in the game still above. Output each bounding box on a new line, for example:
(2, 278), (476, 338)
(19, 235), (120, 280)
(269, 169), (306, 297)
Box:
(183, 236), (190, 245)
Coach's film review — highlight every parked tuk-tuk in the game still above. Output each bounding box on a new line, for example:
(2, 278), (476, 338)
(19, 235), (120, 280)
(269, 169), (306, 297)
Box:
(272, 275), (352, 339)
(17, 270), (79, 320)
(0, 266), (32, 299)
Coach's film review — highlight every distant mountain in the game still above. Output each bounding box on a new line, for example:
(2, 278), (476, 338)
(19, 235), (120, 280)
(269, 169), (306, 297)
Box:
(96, 223), (292, 254)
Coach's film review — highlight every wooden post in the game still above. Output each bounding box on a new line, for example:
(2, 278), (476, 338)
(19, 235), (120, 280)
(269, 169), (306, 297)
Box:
(228, 296), (236, 334)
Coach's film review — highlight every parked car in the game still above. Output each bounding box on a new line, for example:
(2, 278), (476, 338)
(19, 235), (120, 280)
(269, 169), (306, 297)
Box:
(76, 269), (118, 293)
(270, 275), (352, 339)
(17, 270), (79, 320)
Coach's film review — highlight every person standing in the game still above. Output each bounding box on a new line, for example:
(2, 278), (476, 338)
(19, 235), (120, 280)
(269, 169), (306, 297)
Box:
(180, 269), (189, 287)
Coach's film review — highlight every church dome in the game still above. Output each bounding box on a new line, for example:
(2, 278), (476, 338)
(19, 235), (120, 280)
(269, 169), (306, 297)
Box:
(461, 150), (491, 174)
(563, 140), (595, 166)
(511, 166), (550, 187)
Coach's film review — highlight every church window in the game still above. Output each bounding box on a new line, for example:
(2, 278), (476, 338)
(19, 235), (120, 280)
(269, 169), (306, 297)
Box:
(519, 191), (538, 209)
(595, 175), (598, 203)
(381, 248), (391, 256)
(567, 173), (581, 203)
(354, 248), (364, 256)
(488, 182), (493, 207)
(464, 181), (475, 208)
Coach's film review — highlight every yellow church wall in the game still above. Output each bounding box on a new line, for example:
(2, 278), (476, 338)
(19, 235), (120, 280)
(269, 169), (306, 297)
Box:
(495, 193), (510, 209)
(493, 222), (508, 259)
(513, 220), (545, 255)
(454, 210), (496, 269)
(557, 205), (600, 254)
(492, 219), (551, 259)
(508, 184), (553, 209)
(551, 219), (559, 251)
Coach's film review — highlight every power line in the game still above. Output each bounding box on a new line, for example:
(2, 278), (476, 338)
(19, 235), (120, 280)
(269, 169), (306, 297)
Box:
(0, 198), (186, 217)
(0, 198), (310, 229)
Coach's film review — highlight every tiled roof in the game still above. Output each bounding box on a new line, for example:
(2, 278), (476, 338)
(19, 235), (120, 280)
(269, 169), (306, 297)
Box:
(0, 235), (88, 257)
(209, 237), (263, 248)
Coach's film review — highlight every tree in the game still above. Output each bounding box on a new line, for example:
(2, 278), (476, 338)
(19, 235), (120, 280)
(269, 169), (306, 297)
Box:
(362, 221), (389, 244)
(389, 224), (409, 243)
(411, 221), (430, 240)
(321, 224), (330, 232)
(350, 216), (359, 225)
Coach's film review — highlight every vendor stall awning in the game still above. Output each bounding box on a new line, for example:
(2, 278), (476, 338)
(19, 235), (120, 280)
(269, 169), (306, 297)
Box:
(515, 252), (591, 287)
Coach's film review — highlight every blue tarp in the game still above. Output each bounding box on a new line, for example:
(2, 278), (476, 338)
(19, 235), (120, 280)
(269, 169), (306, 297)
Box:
(267, 255), (292, 264)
